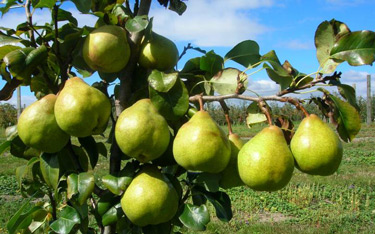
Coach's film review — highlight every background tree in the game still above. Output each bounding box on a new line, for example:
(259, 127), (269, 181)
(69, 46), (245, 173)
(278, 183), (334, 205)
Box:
(0, 0), (371, 233)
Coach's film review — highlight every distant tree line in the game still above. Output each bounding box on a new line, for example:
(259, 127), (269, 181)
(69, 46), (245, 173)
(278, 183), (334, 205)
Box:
(0, 103), (17, 128)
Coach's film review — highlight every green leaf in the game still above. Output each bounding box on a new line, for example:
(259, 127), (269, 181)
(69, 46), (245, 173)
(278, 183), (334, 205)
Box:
(34, 0), (57, 9)
(143, 221), (173, 234)
(224, 40), (261, 68)
(7, 196), (39, 234)
(314, 19), (350, 73)
(246, 102), (267, 128)
(149, 78), (189, 121)
(329, 95), (361, 142)
(40, 153), (60, 190)
(72, 145), (89, 172)
(260, 50), (282, 67)
(10, 136), (41, 160)
(5, 125), (17, 140)
(330, 30), (375, 66)
(125, 15), (149, 33)
(79, 136), (99, 169)
(112, 4), (130, 23)
(0, 140), (11, 155)
(195, 172), (220, 192)
(0, 0), (18, 15)
(56, 8), (78, 26)
(3, 47), (34, 80)
(102, 163), (135, 195)
(200, 51), (223, 76)
(211, 68), (248, 95)
(50, 205), (81, 234)
(71, 0), (91, 13)
(337, 84), (359, 111)
(97, 142), (108, 157)
(102, 203), (123, 226)
(97, 192), (121, 216)
(67, 172), (95, 205)
(197, 187), (232, 222)
(179, 203), (210, 231)
(0, 45), (21, 59)
(148, 70), (178, 92)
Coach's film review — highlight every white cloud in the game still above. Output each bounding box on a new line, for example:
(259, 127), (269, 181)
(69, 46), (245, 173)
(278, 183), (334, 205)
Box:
(0, 94), (36, 107)
(340, 70), (374, 97)
(151, 0), (273, 47)
(279, 39), (314, 50)
(246, 79), (280, 96)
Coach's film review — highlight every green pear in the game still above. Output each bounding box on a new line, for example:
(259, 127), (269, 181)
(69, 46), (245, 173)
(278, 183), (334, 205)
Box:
(115, 99), (170, 163)
(139, 32), (179, 71)
(55, 77), (111, 137)
(290, 114), (343, 176)
(219, 133), (245, 189)
(17, 94), (69, 153)
(121, 165), (179, 227)
(173, 110), (231, 173)
(83, 25), (130, 73)
(238, 126), (294, 191)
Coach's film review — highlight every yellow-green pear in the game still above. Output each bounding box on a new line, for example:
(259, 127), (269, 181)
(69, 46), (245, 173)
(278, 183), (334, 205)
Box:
(290, 114), (343, 176)
(238, 126), (294, 191)
(83, 25), (130, 73)
(55, 77), (111, 137)
(173, 110), (231, 173)
(121, 165), (179, 227)
(219, 133), (245, 189)
(17, 94), (69, 153)
(139, 32), (179, 71)
(115, 99), (170, 163)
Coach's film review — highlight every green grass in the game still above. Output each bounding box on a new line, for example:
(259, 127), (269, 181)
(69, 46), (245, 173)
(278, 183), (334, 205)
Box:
(0, 124), (375, 233)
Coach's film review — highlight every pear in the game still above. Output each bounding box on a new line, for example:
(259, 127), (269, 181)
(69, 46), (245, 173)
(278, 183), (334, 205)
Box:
(115, 99), (170, 163)
(17, 94), (69, 153)
(238, 126), (294, 191)
(173, 110), (231, 173)
(121, 165), (179, 227)
(83, 25), (130, 73)
(139, 32), (179, 71)
(290, 114), (343, 176)
(55, 77), (111, 137)
(219, 133), (245, 189)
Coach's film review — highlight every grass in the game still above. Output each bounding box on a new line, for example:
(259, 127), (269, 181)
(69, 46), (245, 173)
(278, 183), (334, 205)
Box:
(1, 124), (375, 233)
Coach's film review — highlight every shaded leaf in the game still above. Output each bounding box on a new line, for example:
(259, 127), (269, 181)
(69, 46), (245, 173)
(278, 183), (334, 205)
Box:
(102, 203), (123, 226)
(329, 94), (361, 142)
(0, 32), (22, 46)
(211, 68), (248, 95)
(274, 115), (295, 144)
(0, 45), (20, 59)
(263, 63), (292, 91)
(143, 221), (173, 234)
(97, 192), (121, 216)
(148, 70), (178, 92)
(224, 40), (261, 68)
(179, 204), (210, 231)
(260, 50), (281, 67)
(34, 0), (57, 9)
(71, 0), (91, 13)
(79, 136), (99, 169)
(149, 78), (189, 121)
(168, 0), (187, 15)
(50, 205), (81, 234)
(7, 196), (37, 234)
(0, 140), (11, 155)
(200, 51), (223, 76)
(195, 172), (220, 192)
(67, 172), (95, 205)
(56, 8), (78, 26)
(40, 153), (60, 190)
(337, 84), (359, 110)
(196, 187), (232, 222)
(0, 78), (21, 101)
(246, 102), (267, 128)
(102, 163), (135, 195)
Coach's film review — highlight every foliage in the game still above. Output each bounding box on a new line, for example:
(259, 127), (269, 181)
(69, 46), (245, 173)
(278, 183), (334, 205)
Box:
(0, 0), (371, 233)
(0, 103), (17, 127)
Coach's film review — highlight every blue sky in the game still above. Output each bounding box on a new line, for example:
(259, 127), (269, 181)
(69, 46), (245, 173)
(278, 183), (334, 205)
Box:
(1, 0), (375, 106)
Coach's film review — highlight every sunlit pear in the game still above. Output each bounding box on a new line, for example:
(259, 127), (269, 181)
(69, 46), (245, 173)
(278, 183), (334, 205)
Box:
(55, 77), (111, 137)
(291, 114), (343, 176)
(17, 94), (69, 153)
(139, 32), (179, 71)
(173, 110), (231, 173)
(219, 133), (245, 189)
(238, 125), (294, 191)
(115, 99), (170, 163)
(83, 25), (130, 73)
(121, 165), (179, 227)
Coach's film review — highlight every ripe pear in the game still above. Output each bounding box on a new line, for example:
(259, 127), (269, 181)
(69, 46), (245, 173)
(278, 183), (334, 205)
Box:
(173, 110), (231, 173)
(291, 114), (343, 176)
(219, 133), (245, 189)
(115, 99), (170, 163)
(17, 94), (69, 153)
(55, 77), (111, 137)
(139, 32), (179, 71)
(238, 126), (294, 191)
(121, 165), (179, 227)
(83, 25), (130, 73)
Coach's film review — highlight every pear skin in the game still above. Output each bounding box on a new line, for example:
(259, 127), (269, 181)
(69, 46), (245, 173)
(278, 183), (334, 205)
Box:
(219, 133), (245, 189)
(121, 165), (179, 227)
(291, 114), (343, 176)
(115, 99), (170, 163)
(238, 126), (294, 191)
(17, 94), (69, 153)
(173, 110), (231, 173)
(139, 32), (179, 71)
(55, 77), (111, 137)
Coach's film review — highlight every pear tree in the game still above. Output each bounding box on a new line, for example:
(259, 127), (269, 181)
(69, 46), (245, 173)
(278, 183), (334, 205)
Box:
(0, 0), (370, 233)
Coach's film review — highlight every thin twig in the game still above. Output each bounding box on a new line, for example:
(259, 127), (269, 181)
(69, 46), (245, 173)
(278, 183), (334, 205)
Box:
(24, 0), (36, 47)
(258, 100), (273, 126)
(219, 100), (233, 134)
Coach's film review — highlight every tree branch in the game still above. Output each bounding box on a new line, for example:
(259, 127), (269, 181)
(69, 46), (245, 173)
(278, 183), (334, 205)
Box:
(24, 0), (36, 47)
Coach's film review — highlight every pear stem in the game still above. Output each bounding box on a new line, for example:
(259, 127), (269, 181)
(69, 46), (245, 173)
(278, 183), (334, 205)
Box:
(219, 100), (233, 135)
(258, 100), (273, 126)
(198, 95), (204, 111)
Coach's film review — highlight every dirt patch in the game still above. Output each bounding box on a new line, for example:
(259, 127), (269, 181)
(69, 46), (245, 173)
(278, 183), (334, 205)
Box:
(257, 212), (292, 223)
